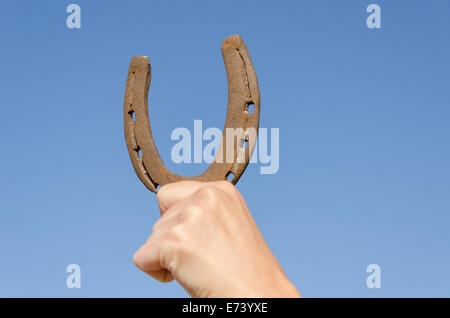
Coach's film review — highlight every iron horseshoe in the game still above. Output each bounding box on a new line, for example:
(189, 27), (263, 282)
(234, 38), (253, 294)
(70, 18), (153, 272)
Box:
(124, 35), (260, 193)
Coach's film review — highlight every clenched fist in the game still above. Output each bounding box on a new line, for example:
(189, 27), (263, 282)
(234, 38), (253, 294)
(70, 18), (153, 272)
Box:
(133, 181), (301, 298)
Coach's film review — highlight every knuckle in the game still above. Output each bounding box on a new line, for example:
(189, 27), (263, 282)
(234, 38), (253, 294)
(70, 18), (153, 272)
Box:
(215, 180), (239, 196)
(166, 224), (187, 243)
(180, 204), (204, 222)
(192, 185), (221, 205)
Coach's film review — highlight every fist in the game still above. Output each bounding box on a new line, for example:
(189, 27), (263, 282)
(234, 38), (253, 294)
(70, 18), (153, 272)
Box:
(133, 181), (300, 298)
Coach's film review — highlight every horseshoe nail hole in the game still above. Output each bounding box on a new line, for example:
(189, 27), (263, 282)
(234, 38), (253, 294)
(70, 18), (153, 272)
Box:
(242, 139), (248, 150)
(246, 103), (255, 114)
(129, 110), (135, 122)
(226, 172), (235, 182)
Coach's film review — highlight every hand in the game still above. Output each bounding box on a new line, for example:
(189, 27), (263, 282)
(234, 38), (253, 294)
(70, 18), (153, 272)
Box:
(133, 181), (301, 298)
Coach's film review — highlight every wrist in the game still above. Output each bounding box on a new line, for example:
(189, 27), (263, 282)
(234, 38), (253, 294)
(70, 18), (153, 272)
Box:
(244, 270), (301, 298)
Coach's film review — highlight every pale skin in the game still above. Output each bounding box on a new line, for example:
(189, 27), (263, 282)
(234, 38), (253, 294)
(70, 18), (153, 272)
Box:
(133, 181), (301, 298)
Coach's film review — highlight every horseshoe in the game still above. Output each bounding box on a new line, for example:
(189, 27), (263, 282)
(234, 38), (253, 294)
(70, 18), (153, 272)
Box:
(124, 35), (260, 193)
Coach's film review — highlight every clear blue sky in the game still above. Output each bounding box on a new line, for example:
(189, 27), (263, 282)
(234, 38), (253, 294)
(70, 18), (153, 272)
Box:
(1, 0), (449, 297)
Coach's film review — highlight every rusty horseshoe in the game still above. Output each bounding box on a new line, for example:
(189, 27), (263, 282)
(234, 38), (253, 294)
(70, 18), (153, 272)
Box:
(124, 35), (260, 193)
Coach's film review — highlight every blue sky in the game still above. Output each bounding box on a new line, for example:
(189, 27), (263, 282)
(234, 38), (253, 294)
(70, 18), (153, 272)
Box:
(0, 0), (449, 297)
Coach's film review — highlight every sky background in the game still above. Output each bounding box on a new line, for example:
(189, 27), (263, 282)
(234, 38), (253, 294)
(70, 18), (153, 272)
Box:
(0, 0), (449, 297)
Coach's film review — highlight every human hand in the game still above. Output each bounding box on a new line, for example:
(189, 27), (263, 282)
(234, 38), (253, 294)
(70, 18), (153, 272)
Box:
(133, 181), (301, 298)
